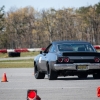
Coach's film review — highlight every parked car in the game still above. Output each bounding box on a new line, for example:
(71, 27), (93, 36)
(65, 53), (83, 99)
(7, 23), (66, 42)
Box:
(34, 41), (100, 80)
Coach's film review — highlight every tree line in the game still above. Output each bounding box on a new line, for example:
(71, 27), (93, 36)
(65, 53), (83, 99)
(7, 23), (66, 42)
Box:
(0, 2), (100, 49)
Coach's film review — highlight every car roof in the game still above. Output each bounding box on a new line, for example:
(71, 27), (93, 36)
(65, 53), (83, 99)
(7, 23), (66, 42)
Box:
(52, 41), (91, 45)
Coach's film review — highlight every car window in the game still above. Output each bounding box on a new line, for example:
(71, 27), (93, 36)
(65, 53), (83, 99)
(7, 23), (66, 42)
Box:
(58, 44), (74, 51)
(44, 44), (52, 53)
(57, 43), (95, 52)
(49, 45), (56, 53)
(72, 44), (94, 52)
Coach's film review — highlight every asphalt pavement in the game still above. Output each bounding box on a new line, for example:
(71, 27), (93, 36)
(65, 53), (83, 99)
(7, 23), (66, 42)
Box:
(0, 68), (100, 100)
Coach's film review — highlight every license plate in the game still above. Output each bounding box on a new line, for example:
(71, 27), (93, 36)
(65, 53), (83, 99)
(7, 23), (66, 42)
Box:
(77, 65), (87, 70)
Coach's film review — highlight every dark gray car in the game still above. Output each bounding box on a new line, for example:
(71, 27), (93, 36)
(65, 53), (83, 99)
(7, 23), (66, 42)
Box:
(34, 41), (100, 80)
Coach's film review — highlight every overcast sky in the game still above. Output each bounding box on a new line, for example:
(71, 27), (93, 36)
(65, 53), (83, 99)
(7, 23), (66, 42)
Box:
(0, 0), (100, 11)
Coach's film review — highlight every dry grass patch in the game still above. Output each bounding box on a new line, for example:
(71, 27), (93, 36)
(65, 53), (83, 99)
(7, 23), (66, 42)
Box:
(0, 51), (39, 58)
(0, 59), (34, 68)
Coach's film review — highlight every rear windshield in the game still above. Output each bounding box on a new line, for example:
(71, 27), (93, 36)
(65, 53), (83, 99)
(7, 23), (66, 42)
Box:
(57, 43), (95, 52)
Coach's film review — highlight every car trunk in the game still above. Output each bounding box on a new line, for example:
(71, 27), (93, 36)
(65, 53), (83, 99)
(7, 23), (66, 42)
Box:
(63, 52), (100, 56)
(62, 52), (100, 63)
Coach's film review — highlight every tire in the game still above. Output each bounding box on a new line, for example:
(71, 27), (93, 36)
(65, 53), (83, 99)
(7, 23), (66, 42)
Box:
(78, 74), (88, 79)
(47, 66), (58, 80)
(93, 73), (100, 79)
(34, 64), (45, 79)
(8, 52), (20, 57)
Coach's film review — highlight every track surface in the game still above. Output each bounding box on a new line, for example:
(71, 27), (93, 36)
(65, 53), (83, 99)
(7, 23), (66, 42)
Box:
(0, 68), (100, 100)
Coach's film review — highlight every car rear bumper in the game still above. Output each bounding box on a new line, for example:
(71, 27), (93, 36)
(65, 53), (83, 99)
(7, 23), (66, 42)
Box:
(53, 63), (100, 70)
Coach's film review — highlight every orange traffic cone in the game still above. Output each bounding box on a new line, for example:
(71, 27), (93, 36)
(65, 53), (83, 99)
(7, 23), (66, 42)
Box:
(97, 87), (100, 97)
(36, 95), (41, 100)
(1, 73), (8, 82)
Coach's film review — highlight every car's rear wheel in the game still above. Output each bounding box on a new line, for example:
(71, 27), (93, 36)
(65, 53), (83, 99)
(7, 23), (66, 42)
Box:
(93, 73), (100, 79)
(78, 74), (88, 79)
(47, 65), (58, 80)
(34, 64), (45, 79)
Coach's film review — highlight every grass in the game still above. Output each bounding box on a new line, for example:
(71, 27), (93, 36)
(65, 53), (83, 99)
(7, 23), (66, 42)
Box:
(0, 52), (39, 68)
(0, 51), (39, 58)
(21, 51), (39, 57)
(0, 62), (33, 68)
(0, 53), (8, 58)
(96, 50), (100, 52)
(0, 59), (34, 68)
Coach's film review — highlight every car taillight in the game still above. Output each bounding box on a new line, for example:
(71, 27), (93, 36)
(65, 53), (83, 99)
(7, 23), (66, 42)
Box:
(58, 57), (63, 62)
(63, 57), (69, 62)
(94, 57), (100, 62)
(58, 57), (69, 63)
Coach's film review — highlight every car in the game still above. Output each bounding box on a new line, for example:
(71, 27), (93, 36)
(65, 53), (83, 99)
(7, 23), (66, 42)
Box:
(34, 41), (100, 80)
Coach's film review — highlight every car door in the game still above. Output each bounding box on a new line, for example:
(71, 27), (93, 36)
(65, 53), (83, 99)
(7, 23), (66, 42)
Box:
(38, 44), (52, 71)
(43, 44), (57, 71)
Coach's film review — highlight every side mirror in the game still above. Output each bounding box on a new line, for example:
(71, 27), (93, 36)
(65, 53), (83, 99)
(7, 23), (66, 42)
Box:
(40, 51), (42, 54)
